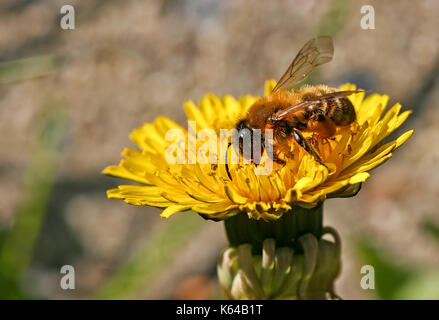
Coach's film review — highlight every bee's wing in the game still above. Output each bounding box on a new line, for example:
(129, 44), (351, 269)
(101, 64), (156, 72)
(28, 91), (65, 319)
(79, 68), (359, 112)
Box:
(272, 36), (334, 92)
(272, 90), (363, 121)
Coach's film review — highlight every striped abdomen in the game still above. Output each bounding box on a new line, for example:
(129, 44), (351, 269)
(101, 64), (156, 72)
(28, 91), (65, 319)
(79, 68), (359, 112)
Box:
(325, 97), (356, 126)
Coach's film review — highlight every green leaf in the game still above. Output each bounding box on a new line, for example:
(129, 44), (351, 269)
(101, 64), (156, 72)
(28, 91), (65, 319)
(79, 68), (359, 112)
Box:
(356, 238), (415, 300)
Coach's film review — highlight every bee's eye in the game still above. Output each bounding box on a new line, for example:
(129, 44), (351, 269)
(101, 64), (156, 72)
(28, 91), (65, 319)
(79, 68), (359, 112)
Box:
(239, 128), (251, 140)
(239, 128), (253, 144)
(237, 128), (253, 159)
(307, 104), (316, 112)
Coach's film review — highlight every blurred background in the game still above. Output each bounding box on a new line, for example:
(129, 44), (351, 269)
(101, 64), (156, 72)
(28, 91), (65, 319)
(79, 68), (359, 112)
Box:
(0, 0), (439, 299)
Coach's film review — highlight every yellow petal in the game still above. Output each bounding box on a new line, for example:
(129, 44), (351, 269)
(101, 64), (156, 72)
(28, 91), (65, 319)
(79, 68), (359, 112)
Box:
(184, 100), (210, 129)
(224, 184), (248, 204)
(161, 205), (192, 218)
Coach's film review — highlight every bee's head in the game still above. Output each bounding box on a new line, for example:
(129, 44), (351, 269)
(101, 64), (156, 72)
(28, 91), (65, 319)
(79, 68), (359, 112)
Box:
(225, 119), (253, 181)
(225, 119), (261, 180)
(235, 119), (253, 157)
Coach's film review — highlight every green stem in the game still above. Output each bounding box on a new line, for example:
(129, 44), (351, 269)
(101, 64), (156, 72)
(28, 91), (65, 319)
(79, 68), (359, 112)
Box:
(224, 204), (323, 254)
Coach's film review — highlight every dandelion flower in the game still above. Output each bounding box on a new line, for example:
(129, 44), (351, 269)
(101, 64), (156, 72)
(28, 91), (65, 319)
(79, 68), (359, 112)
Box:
(103, 80), (413, 221)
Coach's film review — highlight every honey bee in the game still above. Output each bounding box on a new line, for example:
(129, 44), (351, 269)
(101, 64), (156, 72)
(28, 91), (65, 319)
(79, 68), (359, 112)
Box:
(226, 36), (361, 179)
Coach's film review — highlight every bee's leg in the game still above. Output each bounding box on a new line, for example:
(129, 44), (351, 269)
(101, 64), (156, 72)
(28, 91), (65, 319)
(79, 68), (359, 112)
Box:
(341, 143), (353, 159)
(347, 143), (352, 155)
(309, 133), (319, 146)
(319, 136), (333, 145)
(225, 142), (233, 181)
(292, 128), (325, 165)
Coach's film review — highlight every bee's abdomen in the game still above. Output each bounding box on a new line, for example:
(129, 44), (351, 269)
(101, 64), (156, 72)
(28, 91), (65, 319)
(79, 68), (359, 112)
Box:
(328, 97), (356, 126)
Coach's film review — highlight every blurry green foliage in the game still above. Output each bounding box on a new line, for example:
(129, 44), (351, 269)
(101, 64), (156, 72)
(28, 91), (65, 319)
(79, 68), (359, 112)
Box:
(394, 271), (439, 300)
(356, 239), (415, 299)
(0, 102), (66, 299)
(356, 226), (439, 300)
(421, 219), (439, 245)
(94, 212), (205, 299)
(0, 55), (60, 84)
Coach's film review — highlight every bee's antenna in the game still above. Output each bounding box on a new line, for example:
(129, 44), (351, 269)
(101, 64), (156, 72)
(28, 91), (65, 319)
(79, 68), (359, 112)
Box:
(225, 142), (233, 181)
